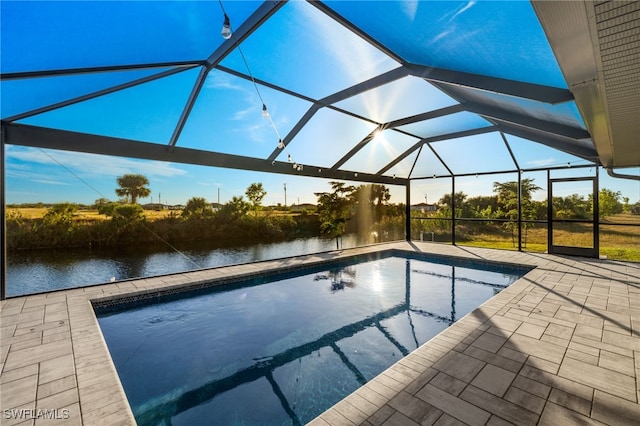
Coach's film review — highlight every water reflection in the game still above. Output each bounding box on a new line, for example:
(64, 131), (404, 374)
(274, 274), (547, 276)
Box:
(6, 236), (360, 297)
(98, 257), (521, 426)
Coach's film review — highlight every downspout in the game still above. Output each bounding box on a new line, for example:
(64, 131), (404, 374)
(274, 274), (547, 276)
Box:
(605, 167), (640, 181)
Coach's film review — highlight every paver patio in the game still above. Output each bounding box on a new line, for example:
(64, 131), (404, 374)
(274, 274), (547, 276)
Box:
(2, 242), (639, 425)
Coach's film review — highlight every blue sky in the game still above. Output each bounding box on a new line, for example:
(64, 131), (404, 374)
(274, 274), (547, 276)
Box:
(6, 145), (638, 207)
(3, 1), (639, 207)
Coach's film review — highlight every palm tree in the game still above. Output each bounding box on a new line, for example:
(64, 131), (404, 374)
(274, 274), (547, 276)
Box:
(115, 174), (151, 204)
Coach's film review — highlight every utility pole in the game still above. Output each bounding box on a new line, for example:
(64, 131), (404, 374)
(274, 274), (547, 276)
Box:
(283, 183), (287, 208)
(217, 187), (220, 206)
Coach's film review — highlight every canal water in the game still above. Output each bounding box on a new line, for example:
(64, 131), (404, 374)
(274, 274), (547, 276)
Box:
(6, 236), (362, 297)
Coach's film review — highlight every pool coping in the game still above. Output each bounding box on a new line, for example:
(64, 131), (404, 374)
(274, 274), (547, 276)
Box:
(1, 241), (639, 425)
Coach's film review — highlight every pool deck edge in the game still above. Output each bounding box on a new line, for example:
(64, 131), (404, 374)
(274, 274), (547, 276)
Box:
(1, 242), (639, 425)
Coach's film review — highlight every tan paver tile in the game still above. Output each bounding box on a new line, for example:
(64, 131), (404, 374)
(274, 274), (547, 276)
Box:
(33, 403), (81, 426)
(462, 345), (523, 373)
(512, 375), (551, 399)
(37, 375), (77, 400)
(592, 390), (640, 426)
(3, 340), (72, 372)
(565, 347), (599, 365)
(367, 380), (402, 400)
(0, 373), (38, 409)
(403, 367), (438, 395)
(380, 411), (421, 426)
(504, 333), (565, 364)
(80, 400), (131, 426)
(0, 401), (36, 426)
(0, 363), (39, 385)
(433, 413), (466, 425)
(525, 356), (560, 375)
(574, 324), (603, 341)
(538, 401), (605, 426)
(558, 356), (636, 402)
(429, 372), (466, 397)
(415, 384), (490, 426)
(519, 365), (593, 401)
(470, 331), (508, 353)
(387, 391), (442, 425)
(470, 364), (516, 397)
(602, 329), (640, 351)
(38, 354), (75, 385)
(459, 385), (538, 425)
(1, 310), (45, 327)
(354, 385), (389, 408)
(487, 315), (522, 333)
(544, 322), (574, 340)
(432, 351), (485, 383)
(496, 346), (528, 363)
(598, 350), (635, 376)
(318, 408), (357, 426)
(366, 405), (395, 426)
(485, 415), (515, 426)
(555, 309), (604, 329)
(36, 388), (78, 411)
(343, 393), (379, 419)
(334, 399), (369, 425)
(504, 386), (546, 414)
(549, 388), (591, 416)
(515, 322), (547, 339)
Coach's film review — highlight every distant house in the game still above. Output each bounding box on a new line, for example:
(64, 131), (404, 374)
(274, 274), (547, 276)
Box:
(411, 203), (438, 213)
(168, 204), (185, 210)
(289, 203), (316, 212)
(141, 203), (167, 211)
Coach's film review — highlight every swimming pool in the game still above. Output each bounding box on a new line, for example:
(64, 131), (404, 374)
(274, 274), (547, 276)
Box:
(96, 253), (529, 425)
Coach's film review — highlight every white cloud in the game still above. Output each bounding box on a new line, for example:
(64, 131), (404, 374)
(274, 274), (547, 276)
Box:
(32, 179), (71, 186)
(6, 146), (187, 179)
(451, 0), (476, 22)
(527, 158), (557, 167)
(298, 1), (397, 84)
(401, 1), (419, 21)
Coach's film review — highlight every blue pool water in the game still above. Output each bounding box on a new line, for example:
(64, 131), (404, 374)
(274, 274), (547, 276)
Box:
(96, 254), (529, 425)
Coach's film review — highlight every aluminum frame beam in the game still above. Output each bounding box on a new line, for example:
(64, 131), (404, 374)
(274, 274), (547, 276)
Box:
(378, 126), (496, 176)
(3, 66), (199, 123)
(168, 1), (286, 149)
(495, 121), (599, 162)
(2, 123), (408, 186)
(405, 63), (574, 105)
(0, 60), (205, 81)
(464, 101), (591, 140)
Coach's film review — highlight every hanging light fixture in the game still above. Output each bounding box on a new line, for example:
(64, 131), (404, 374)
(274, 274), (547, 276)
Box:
(278, 139), (285, 149)
(262, 104), (269, 118)
(221, 13), (232, 39)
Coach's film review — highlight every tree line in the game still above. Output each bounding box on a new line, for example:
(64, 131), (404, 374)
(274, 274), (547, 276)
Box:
(6, 174), (637, 250)
(6, 175), (404, 250)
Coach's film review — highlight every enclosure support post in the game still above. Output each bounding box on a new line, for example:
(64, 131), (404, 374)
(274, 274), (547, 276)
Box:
(517, 170), (522, 251)
(405, 182), (411, 241)
(1, 124), (7, 300)
(547, 169), (552, 253)
(451, 177), (456, 245)
(594, 167), (600, 257)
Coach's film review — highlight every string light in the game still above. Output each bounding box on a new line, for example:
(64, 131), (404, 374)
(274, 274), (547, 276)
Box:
(217, 2), (303, 172)
(221, 13), (232, 39)
(218, 0), (303, 171)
